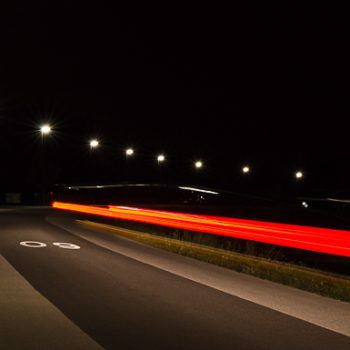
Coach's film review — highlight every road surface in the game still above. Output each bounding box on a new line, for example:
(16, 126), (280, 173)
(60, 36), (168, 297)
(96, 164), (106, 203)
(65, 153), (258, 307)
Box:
(1, 207), (350, 350)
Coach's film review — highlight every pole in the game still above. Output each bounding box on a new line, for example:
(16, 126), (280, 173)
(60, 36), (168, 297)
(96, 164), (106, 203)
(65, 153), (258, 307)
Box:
(40, 133), (46, 205)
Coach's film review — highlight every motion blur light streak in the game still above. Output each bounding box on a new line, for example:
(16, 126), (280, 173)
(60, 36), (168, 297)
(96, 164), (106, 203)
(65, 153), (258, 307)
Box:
(52, 202), (350, 257)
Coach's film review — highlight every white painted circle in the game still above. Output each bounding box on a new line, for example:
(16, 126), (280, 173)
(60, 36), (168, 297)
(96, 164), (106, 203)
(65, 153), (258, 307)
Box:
(52, 242), (80, 250)
(20, 241), (47, 248)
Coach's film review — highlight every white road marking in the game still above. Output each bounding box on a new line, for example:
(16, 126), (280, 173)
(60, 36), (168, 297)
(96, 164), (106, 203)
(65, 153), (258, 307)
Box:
(53, 242), (80, 250)
(20, 241), (47, 248)
(19, 241), (80, 249)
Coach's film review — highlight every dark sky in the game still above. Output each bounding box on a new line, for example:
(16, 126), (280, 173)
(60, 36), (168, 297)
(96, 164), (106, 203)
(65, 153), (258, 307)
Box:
(0, 3), (349, 194)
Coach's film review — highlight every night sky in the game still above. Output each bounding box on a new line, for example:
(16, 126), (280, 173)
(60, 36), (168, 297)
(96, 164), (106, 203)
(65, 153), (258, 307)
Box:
(1, 3), (349, 197)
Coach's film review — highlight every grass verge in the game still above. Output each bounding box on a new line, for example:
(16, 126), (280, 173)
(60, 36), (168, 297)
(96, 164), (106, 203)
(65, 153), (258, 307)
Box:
(77, 219), (350, 302)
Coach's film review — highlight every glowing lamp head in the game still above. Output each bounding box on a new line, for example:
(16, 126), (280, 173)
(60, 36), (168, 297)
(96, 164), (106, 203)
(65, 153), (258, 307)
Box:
(90, 139), (99, 148)
(40, 125), (51, 135)
(195, 161), (203, 169)
(242, 166), (250, 174)
(157, 154), (165, 162)
(126, 148), (134, 156)
(295, 171), (303, 179)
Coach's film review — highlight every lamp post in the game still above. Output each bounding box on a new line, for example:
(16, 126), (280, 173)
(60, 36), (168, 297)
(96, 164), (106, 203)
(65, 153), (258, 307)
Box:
(157, 154), (165, 164)
(90, 139), (99, 150)
(294, 170), (305, 198)
(40, 125), (51, 137)
(125, 148), (134, 157)
(157, 154), (165, 182)
(87, 139), (99, 183)
(39, 125), (51, 205)
(125, 148), (134, 181)
(242, 165), (250, 174)
(295, 171), (303, 179)
(195, 160), (203, 169)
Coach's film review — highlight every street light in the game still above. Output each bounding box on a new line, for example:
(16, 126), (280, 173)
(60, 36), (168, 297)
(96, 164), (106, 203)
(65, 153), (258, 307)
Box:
(156, 154), (165, 182)
(90, 139), (99, 149)
(157, 154), (165, 163)
(39, 124), (52, 205)
(40, 125), (51, 135)
(40, 124), (52, 145)
(242, 166), (250, 174)
(195, 161), (203, 169)
(295, 171), (303, 179)
(124, 148), (134, 181)
(126, 148), (134, 156)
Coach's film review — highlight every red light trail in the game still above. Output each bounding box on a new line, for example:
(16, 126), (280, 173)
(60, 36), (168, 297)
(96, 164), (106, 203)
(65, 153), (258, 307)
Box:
(52, 201), (350, 257)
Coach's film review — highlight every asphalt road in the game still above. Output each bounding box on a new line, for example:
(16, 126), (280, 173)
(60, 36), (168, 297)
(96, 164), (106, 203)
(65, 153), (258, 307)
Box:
(1, 207), (350, 350)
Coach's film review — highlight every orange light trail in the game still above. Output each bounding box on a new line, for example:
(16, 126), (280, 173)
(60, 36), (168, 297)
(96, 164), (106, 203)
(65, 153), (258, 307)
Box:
(52, 201), (350, 257)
